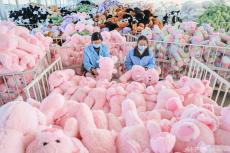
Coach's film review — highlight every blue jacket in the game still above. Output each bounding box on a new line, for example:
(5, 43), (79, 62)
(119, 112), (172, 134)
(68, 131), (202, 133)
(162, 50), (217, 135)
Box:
(84, 44), (110, 71)
(125, 48), (156, 71)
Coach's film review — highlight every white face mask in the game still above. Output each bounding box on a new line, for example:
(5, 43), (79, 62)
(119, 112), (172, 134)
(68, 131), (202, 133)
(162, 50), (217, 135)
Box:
(93, 44), (101, 48)
(138, 45), (147, 52)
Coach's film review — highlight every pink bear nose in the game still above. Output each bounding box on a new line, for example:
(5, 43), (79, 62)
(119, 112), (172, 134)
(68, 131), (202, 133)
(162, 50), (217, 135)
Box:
(166, 101), (178, 112)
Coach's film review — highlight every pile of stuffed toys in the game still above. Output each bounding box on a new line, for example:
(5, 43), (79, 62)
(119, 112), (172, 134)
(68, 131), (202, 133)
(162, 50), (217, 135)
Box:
(94, 4), (163, 34)
(73, 0), (97, 14)
(1, 57), (230, 152)
(140, 21), (230, 78)
(0, 21), (52, 103)
(32, 12), (95, 38)
(9, 3), (51, 30)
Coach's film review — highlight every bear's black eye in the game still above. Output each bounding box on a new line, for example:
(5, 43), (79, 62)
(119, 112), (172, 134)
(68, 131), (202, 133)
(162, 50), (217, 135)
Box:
(43, 142), (48, 146)
(56, 139), (61, 143)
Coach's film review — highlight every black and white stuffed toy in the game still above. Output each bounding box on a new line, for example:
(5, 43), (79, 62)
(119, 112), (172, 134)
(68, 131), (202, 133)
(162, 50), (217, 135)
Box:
(9, 4), (50, 29)
(162, 10), (182, 25)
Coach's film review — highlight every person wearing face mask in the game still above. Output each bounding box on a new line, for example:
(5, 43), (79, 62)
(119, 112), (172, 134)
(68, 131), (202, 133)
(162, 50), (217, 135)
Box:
(83, 32), (110, 76)
(124, 35), (156, 71)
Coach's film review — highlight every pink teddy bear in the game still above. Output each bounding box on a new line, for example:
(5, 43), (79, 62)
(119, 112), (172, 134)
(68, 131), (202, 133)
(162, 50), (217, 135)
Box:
(147, 120), (176, 153)
(77, 103), (117, 153)
(26, 128), (89, 153)
(106, 83), (127, 116)
(0, 129), (25, 153)
(48, 69), (75, 90)
(181, 104), (219, 131)
(97, 56), (118, 81)
(84, 87), (107, 110)
(117, 99), (151, 153)
(120, 65), (160, 86)
(0, 100), (47, 150)
(171, 118), (215, 152)
(155, 88), (183, 119)
(215, 106), (230, 146)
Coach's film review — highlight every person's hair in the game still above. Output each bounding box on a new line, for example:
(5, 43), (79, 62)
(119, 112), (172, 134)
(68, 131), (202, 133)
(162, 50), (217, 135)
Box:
(134, 35), (149, 52)
(137, 35), (148, 44)
(106, 14), (113, 20)
(125, 8), (134, 13)
(91, 32), (103, 41)
(137, 22), (145, 26)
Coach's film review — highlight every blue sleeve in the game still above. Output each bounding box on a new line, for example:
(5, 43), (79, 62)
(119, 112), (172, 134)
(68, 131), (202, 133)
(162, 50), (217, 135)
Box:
(125, 50), (133, 71)
(146, 54), (156, 69)
(83, 47), (93, 71)
(103, 45), (110, 57)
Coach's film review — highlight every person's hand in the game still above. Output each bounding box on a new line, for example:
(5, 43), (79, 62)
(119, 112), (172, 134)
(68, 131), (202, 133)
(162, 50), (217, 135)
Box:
(91, 68), (98, 76)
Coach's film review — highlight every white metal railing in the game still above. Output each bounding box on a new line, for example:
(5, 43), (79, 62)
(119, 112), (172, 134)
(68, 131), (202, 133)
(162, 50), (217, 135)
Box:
(24, 57), (63, 102)
(51, 34), (138, 46)
(0, 51), (51, 104)
(188, 58), (230, 107)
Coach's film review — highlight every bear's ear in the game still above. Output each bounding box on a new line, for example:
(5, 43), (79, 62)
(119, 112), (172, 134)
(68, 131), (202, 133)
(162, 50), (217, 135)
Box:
(173, 121), (200, 142)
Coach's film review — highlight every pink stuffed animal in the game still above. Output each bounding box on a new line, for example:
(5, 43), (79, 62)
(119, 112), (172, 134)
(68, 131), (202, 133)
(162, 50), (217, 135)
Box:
(126, 81), (146, 94)
(48, 69), (75, 90)
(63, 23), (75, 38)
(75, 22), (86, 32)
(92, 110), (108, 129)
(78, 77), (96, 88)
(171, 118), (215, 152)
(0, 129), (25, 153)
(126, 92), (147, 113)
(7, 74), (33, 89)
(214, 106), (230, 146)
(143, 86), (157, 111)
(0, 34), (18, 52)
(120, 65), (159, 86)
(106, 83), (127, 116)
(181, 21), (197, 36)
(84, 87), (107, 110)
(147, 120), (176, 153)
(39, 92), (65, 124)
(106, 113), (123, 132)
(26, 128), (89, 153)
(97, 56), (118, 81)
(181, 104), (219, 131)
(155, 88), (183, 113)
(0, 101), (46, 135)
(70, 86), (91, 102)
(176, 77), (208, 106)
(120, 65), (145, 83)
(117, 99), (150, 153)
(0, 100), (47, 149)
(77, 103), (117, 153)
(142, 68), (160, 86)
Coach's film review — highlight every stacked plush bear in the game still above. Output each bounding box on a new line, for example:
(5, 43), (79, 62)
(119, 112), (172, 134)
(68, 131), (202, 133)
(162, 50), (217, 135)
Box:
(141, 21), (230, 78)
(1, 59), (230, 153)
(73, 0), (97, 14)
(0, 21), (52, 103)
(61, 21), (100, 38)
(33, 12), (95, 39)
